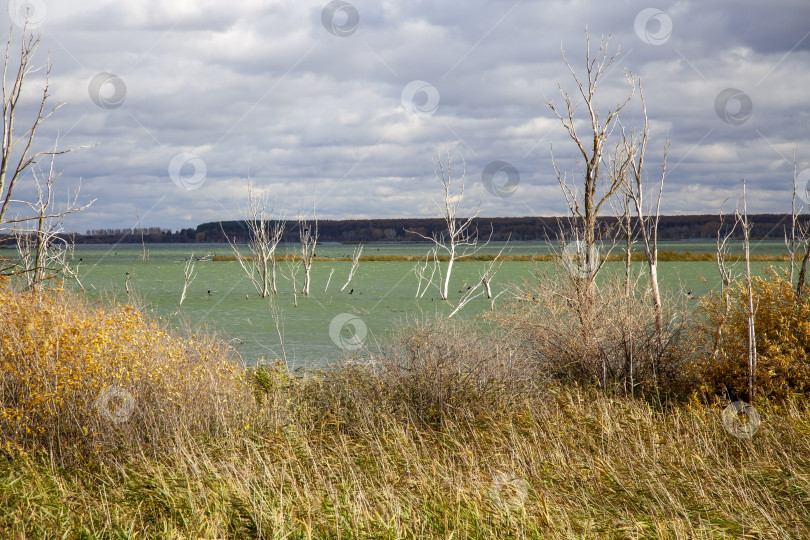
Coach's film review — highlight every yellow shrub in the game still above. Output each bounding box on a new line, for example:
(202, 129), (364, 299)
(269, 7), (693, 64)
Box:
(0, 282), (252, 465)
(689, 271), (810, 400)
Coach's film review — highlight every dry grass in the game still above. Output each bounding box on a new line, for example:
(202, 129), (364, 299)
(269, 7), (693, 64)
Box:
(0, 279), (253, 467)
(1, 283), (809, 538)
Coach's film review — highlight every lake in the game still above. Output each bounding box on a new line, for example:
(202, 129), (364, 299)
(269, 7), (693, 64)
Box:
(59, 240), (789, 368)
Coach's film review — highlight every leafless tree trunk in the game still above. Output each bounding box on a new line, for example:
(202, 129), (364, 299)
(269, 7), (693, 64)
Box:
(622, 80), (668, 354)
(280, 252), (300, 307)
(224, 178), (285, 298)
(340, 243), (363, 292)
(413, 246), (439, 299)
(547, 32), (634, 287)
(737, 179), (757, 399)
(135, 206), (149, 262)
(711, 203), (739, 362)
(298, 199), (318, 296)
(406, 150), (490, 301)
(797, 238), (810, 303)
(0, 22), (92, 284)
(10, 141), (93, 290)
(789, 150), (810, 302)
(620, 193), (633, 297)
(447, 243), (507, 318)
(179, 253), (196, 306)
(0, 24), (73, 226)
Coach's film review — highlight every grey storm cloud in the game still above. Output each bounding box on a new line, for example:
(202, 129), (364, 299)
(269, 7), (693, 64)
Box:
(5, 0), (809, 231)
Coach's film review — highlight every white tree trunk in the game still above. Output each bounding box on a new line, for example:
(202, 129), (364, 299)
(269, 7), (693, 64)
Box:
(303, 264), (311, 296)
(271, 258), (277, 294)
(442, 247), (454, 300)
(649, 261), (662, 331)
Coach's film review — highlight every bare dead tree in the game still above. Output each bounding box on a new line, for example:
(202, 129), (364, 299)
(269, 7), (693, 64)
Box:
(135, 206), (149, 262)
(324, 267), (334, 293)
(789, 151), (810, 302)
(413, 246), (439, 299)
(179, 253), (196, 306)
(224, 178), (285, 298)
(0, 25), (72, 226)
(0, 22), (93, 282)
(619, 192), (634, 297)
(340, 243), (363, 292)
(737, 179), (757, 399)
(279, 250), (301, 307)
(622, 79), (668, 351)
(447, 243), (508, 318)
(406, 150), (491, 301)
(711, 202), (739, 362)
(10, 140), (93, 290)
(298, 198), (318, 296)
(547, 32), (634, 285)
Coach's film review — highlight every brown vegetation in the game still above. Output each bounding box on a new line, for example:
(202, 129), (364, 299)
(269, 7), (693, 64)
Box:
(1, 281), (810, 537)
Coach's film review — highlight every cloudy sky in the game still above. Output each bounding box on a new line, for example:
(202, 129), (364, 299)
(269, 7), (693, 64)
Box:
(6, 0), (810, 232)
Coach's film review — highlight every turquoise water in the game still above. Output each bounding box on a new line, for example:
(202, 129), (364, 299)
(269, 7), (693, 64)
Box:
(57, 241), (788, 368)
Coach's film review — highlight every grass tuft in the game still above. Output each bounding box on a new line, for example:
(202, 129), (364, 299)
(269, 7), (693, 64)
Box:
(1, 283), (809, 537)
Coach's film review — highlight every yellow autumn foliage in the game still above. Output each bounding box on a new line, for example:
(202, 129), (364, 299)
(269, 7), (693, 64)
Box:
(688, 271), (810, 400)
(0, 279), (252, 465)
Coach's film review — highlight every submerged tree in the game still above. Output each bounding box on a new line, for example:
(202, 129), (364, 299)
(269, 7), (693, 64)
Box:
(179, 252), (196, 306)
(224, 178), (285, 298)
(340, 243), (363, 293)
(298, 199), (318, 297)
(406, 150), (491, 301)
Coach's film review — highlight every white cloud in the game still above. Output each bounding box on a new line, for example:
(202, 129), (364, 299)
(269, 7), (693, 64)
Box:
(3, 0), (804, 231)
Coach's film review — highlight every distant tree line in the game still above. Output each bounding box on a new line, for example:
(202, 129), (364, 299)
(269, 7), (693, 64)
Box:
(1, 214), (805, 246)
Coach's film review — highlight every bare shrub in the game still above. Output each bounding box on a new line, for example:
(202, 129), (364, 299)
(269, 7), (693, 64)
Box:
(306, 316), (540, 430)
(492, 265), (687, 397)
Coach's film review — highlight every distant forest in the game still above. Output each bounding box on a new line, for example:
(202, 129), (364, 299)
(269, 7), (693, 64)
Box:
(51, 214), (810, 245)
